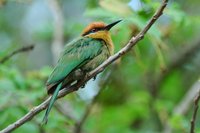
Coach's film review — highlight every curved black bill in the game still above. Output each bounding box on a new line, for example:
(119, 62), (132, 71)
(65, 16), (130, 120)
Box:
(104, 20), (122, 31)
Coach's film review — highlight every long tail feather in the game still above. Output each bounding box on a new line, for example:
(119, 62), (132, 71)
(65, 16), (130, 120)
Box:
(42, 83), (62, 124)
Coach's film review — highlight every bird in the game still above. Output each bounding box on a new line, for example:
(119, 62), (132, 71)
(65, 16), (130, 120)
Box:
(42, 20), (122, 124)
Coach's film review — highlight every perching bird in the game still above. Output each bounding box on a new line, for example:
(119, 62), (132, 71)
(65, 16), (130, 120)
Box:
(42, 20), (121, 124)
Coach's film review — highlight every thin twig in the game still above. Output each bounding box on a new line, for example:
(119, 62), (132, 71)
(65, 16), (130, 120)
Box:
(190, 90), (200, 133)
(0, 0), (168, 132)
(0, 45), (34, 64)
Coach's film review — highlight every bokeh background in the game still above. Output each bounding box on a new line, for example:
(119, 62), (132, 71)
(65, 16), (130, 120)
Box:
(0, 0), (200, 133)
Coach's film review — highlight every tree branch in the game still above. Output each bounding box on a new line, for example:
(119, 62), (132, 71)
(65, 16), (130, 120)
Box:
(0, 0), (168, 132)
(0, 45), (34, 64)
(190, 89), (200, 133)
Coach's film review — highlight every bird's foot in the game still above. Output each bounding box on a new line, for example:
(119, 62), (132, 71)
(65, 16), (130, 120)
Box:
(81, 84), (86, 88)
(93, 76), (97, 81)
(80, 72), (89, 88)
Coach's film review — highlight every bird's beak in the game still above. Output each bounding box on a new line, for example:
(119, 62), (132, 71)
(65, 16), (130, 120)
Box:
(104, 20), (122, 31)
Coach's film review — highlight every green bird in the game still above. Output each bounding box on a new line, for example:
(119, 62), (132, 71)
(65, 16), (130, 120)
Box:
(42, 20), (121, 124)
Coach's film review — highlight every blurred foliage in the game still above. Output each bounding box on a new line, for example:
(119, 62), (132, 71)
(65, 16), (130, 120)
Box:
(1, 0), (200, 133)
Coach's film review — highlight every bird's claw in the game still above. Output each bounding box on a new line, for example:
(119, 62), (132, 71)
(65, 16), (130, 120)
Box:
(93, 76), (96, 81)
(81, 84), (85, 88)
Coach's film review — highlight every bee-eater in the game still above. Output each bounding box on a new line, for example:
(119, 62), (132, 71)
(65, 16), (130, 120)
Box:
(42, 20), (121, 124)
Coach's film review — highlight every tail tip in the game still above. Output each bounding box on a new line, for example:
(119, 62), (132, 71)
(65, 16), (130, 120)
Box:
(41, 117), (48, 125)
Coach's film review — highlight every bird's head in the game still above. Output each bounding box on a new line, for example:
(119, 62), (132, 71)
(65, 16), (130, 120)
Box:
(81, 20), (122, 39)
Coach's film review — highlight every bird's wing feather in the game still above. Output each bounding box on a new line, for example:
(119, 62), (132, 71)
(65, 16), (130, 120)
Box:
(46, 37), (103, 85)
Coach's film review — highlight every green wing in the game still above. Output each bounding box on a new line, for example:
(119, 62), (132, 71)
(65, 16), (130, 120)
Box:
(47, 37), (103, 85)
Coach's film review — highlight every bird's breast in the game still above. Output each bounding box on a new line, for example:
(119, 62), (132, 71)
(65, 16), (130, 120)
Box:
(82, 44), (110, 72)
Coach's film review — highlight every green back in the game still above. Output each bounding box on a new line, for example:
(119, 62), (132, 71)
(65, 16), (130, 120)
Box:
(47, 37), (103, 85)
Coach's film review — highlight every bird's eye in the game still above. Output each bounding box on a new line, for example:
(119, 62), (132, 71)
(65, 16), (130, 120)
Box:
(90, 28), (96, 33)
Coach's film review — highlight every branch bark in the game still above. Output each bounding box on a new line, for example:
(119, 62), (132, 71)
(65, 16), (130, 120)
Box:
(0, 0), (168, 132)
(0, 45), (34, 64)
